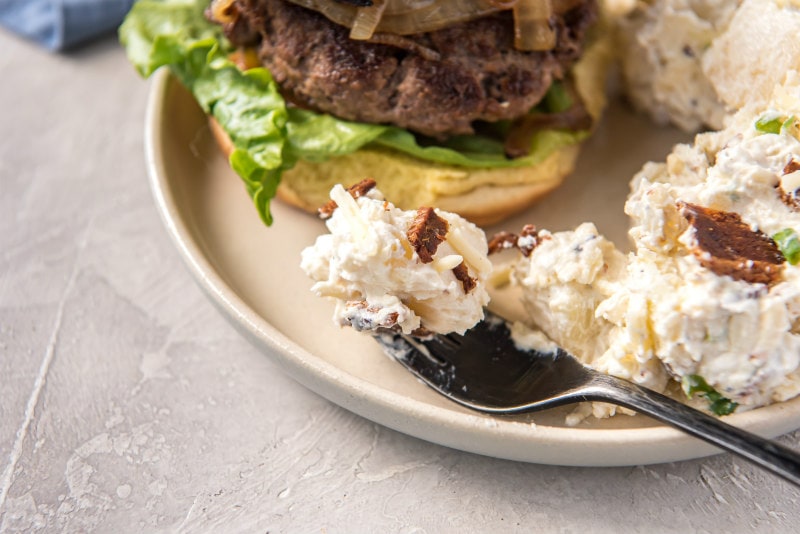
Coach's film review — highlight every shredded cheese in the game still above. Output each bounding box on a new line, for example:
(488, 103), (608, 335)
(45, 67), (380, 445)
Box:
(781, 170), (800, 193)
(330, 184), (369, 243)
(432, 254), (464, 272)
(447, 227), (492, 274)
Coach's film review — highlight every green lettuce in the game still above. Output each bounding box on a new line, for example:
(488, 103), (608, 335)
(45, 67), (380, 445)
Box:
(120, 0), (589, 225)
(681, 374), (738, 416)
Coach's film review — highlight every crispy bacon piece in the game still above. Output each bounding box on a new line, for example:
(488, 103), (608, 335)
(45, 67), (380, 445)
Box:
(487, 224), (546, 257)
(342, 300), (399, 331)
(406, 207), (477, 293)
(406, 207), (449, 263)
(679, 202), (784, 286)
(778, 158), (800, 210)
(318, 178), (378, 219)
(487, 231), (518, 253)
(410, 326), (435, 338)
(452, 261), (477, 294)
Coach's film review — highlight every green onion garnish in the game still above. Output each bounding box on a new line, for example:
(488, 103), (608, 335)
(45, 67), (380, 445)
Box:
(755, 114), (784, 134)
(773, 228), (800, 265)
(682, 374), (738, 416)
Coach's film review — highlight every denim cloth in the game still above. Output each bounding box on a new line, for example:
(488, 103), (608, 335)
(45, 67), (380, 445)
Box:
(0, 0), (135, 50)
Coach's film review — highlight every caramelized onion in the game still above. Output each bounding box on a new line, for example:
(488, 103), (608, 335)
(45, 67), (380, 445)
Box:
(210, 0), (238, 23)
(349, 0), (388, 40)
(513, 0), (555, 51)
(228, 47), (261, 70)
(363, 32), (441, 61)
(486, 0), (519, 7)
(504, 79), (592, 158)
(287, 0), (506, 36)
(283, 0), (581, 50)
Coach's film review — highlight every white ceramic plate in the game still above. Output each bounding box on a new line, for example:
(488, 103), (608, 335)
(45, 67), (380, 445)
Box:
(144, 69), (800, 466)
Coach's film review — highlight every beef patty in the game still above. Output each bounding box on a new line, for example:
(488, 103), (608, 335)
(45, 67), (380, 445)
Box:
(215, 0), (598, 137)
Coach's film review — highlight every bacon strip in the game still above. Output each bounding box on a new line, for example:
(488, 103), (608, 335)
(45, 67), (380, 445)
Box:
(406, 207), (449, 263)
(342, 300), (399, 331)
(318, 178), (377, 219)
(679, 202), (784, 286)
(488, 224), (546, 257)
(778, 158), (800, 210)
(452, 261), (477, 294)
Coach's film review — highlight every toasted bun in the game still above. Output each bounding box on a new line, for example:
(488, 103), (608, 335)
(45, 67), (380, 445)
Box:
(210, 32), (612, 226)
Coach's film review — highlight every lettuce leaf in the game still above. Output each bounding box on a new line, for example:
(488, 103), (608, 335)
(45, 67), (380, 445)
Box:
(120, 0), (588, 225)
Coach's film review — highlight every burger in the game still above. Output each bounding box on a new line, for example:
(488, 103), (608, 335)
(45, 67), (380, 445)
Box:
(121, 0), (611, 225)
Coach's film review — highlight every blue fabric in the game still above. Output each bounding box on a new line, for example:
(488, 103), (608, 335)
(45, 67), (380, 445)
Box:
(0, 0), (135, 51)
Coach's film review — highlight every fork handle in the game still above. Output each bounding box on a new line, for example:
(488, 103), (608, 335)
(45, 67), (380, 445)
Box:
(586, 374), (800, 487)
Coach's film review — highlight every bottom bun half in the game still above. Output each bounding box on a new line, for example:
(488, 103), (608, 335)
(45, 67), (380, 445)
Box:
(210, 34), (612, 227)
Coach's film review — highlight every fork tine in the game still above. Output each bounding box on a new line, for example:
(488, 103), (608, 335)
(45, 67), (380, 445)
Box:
(376, 314), (593, 411)
(374, 330), (457, 388)
(373, 315), (800, 487)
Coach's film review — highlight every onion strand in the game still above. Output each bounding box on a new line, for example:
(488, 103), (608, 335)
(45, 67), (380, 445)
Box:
(513, 0), (556, 51)
(287, 0), (505, 36)
(210, 0), (238, 23)
(285, 0), (573, 51)
(350, 0), (388, 40)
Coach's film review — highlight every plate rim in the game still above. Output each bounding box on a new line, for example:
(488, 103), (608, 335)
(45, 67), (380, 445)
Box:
(143, 68), (800, 466)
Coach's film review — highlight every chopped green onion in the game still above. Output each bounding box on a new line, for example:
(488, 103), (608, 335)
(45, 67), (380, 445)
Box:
(773, 228), (800, 265)
(682, 374), (738, 416)
(755, 114), (784, 134)
(782, 115), (799, 138)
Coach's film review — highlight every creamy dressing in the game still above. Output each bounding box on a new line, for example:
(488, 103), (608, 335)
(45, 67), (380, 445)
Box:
(301, 73), (800, 419)
(617, 0), (800, 132)
(301, 184), (491, 335)
(511, 72), (800, 411)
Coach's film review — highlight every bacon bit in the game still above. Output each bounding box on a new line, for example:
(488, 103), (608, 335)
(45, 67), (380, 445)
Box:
(778, 186), (800, 210)
(318, 178), (378, 219)
(778, 158), (800, 210)
(407, 207), (449, 263)
(318, 201), (336, 220)
(487, 231), (519, 253)
(350, 178), (378, 198)
(452, 261), (477, 294)
(679, 202), (784, 285)
(488, 224), (546, 257)
(342, 300), (399, 330)
(410, 326), (435, 338)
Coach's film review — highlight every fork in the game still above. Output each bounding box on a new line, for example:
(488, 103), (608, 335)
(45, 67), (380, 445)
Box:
(373, 311), (800, 487)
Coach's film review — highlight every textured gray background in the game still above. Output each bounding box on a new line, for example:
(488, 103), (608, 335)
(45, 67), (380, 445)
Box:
(1, 30), (799, 533)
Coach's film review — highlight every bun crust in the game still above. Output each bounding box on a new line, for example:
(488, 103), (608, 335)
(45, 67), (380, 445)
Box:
(209, 33), (612, 226)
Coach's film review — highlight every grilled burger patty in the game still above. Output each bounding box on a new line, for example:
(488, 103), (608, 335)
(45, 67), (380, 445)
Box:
(214, 0), (599, 137)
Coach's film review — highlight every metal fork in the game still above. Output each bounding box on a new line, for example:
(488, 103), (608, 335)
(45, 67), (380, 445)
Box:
(373, 311), (800, 487)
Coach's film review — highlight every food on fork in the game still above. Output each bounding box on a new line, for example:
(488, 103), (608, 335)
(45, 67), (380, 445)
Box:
(615, 0), (800, 132)
(507, 72), (800, 417)
(120, 0), (613, 226)
(300, 180), (492, 335)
